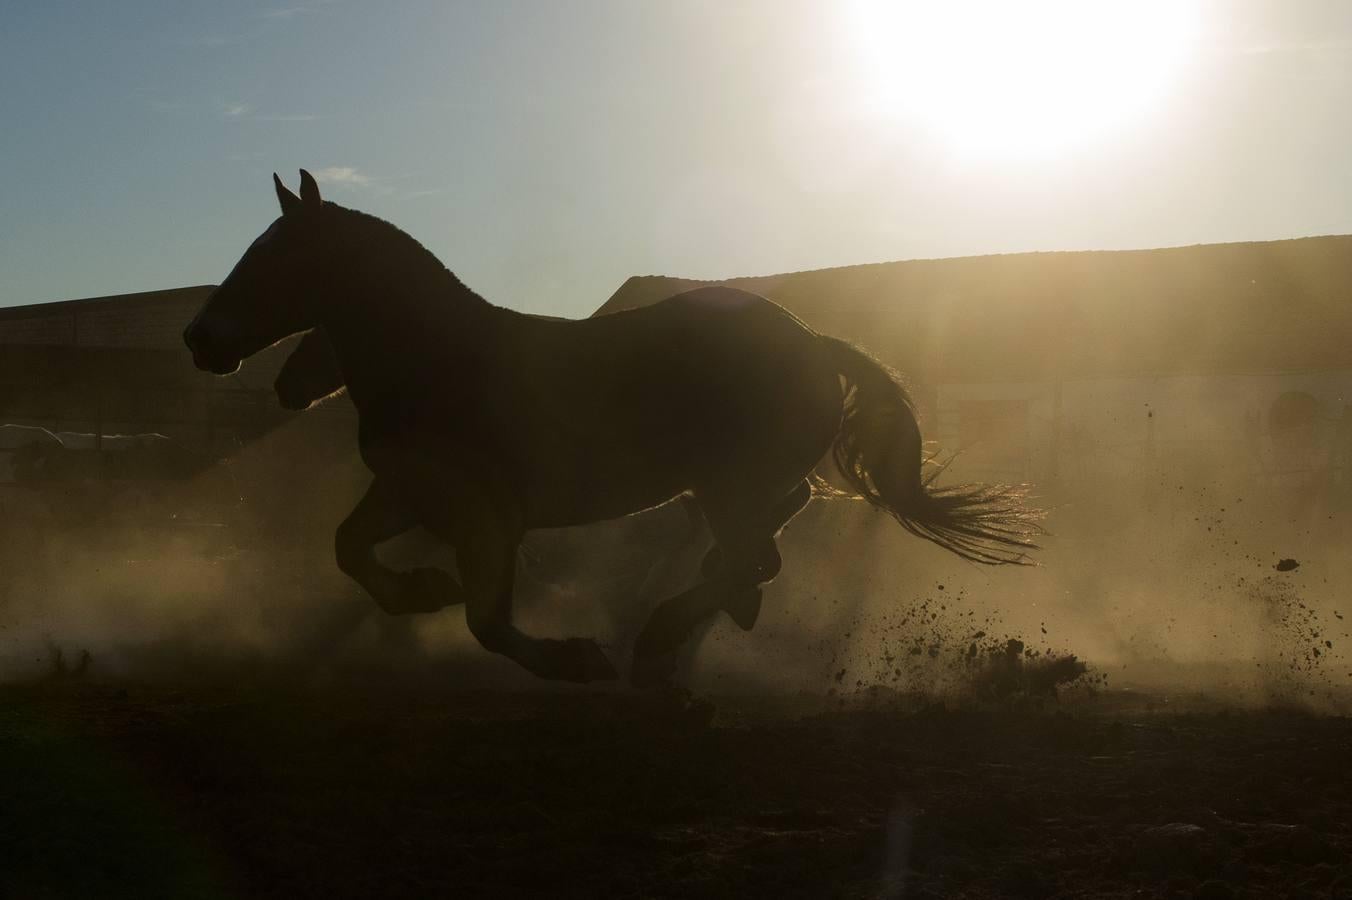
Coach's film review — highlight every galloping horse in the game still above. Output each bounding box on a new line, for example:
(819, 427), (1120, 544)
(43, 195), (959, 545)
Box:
(187, 171), (1038, 685)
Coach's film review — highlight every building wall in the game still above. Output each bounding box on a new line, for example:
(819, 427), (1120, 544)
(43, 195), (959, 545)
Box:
(0, 286), (213, 351)
(0, 287), (352, 460)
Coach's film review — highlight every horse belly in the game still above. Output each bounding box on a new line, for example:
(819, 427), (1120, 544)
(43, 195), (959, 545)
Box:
(521, 451), (690, 529)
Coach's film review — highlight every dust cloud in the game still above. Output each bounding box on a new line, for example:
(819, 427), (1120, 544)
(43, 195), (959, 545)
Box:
(697, 381), (1352, 711)
(2, 384), (1350, 712)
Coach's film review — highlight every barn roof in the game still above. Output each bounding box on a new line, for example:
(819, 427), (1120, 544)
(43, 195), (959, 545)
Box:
(596, 236), (1352, 382)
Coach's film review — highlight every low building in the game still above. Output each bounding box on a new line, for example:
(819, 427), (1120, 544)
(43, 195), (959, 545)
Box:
(0, 285), (350, 458)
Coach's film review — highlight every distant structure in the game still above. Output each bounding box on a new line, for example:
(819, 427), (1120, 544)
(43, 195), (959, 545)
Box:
(0, 286), (359, 547)
(0, 285), (350, 460)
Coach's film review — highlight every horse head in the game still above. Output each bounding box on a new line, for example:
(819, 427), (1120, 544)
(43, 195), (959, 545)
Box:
(184, 170), (330, 375)
(275, 327), (345, 410)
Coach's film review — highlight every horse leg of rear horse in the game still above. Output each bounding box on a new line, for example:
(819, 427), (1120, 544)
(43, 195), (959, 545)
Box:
(335, 479), (466, 614)
(630, 480), (812, 688)
(455, 508), (619, 683)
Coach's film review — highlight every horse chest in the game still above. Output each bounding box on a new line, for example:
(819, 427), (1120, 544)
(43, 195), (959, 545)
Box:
(350, 364), (691, 528)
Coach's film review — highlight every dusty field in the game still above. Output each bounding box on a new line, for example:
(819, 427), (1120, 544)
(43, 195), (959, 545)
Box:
(2, 678), (1350, 899)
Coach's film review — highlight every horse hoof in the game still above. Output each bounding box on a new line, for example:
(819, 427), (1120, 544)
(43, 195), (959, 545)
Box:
(722, 587), (762, 631)
(552, 638), (619, 683)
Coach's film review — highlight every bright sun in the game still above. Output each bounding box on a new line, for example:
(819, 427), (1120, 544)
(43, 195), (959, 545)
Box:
(845, 0), (1199, 159)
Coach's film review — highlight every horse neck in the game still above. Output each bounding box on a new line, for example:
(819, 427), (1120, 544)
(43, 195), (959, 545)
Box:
(318, 252), (495, 411)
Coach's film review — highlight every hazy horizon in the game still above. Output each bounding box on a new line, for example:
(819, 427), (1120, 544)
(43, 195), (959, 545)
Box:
(6, 1), (1352, 318)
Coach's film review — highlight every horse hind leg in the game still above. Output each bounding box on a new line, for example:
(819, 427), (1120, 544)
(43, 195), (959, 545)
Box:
(701, 479), (812, 630)
(630, 480), (812, 687)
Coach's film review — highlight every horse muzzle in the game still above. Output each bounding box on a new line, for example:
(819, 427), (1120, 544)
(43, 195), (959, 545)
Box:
(184, 326), (243, 376)
(193, 349), (243, 376)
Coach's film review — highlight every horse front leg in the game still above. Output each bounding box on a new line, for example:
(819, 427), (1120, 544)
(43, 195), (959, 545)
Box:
(335, 479), (465, 614)
(456, 509), (618, 683)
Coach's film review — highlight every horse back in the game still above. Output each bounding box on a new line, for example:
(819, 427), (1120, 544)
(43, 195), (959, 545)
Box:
(474, 288), (843, 525)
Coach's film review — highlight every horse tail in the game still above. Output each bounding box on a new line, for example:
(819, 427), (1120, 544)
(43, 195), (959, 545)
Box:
(821, 336), (1042, 565)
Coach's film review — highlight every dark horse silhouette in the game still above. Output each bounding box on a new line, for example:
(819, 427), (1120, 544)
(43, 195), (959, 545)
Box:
(275, 327), (345, 411)
(187, 170), (1038, 685)
(276, 314), (566, 411)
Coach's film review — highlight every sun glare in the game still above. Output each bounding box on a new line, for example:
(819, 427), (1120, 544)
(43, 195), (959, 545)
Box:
(845, 0), (1199, 159)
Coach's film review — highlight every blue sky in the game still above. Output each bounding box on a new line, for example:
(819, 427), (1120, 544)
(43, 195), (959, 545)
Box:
(4, 2), (1352, 317)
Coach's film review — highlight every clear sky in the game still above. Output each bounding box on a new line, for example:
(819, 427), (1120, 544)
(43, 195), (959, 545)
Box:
(4, 1), (1352, 318)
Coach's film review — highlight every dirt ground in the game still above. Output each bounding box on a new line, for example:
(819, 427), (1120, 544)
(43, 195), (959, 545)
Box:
(2, 677), (1350, 899)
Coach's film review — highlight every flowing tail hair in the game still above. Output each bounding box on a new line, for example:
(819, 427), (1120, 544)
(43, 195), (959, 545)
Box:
(820, 337), (1043, 565)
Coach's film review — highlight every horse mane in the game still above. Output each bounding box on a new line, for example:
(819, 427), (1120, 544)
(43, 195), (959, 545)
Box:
(326, 203), (491, 314)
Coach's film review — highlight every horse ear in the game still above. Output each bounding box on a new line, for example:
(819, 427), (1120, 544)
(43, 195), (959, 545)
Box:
(298, 169), (322, 209)
(274, 173), (302, 216)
